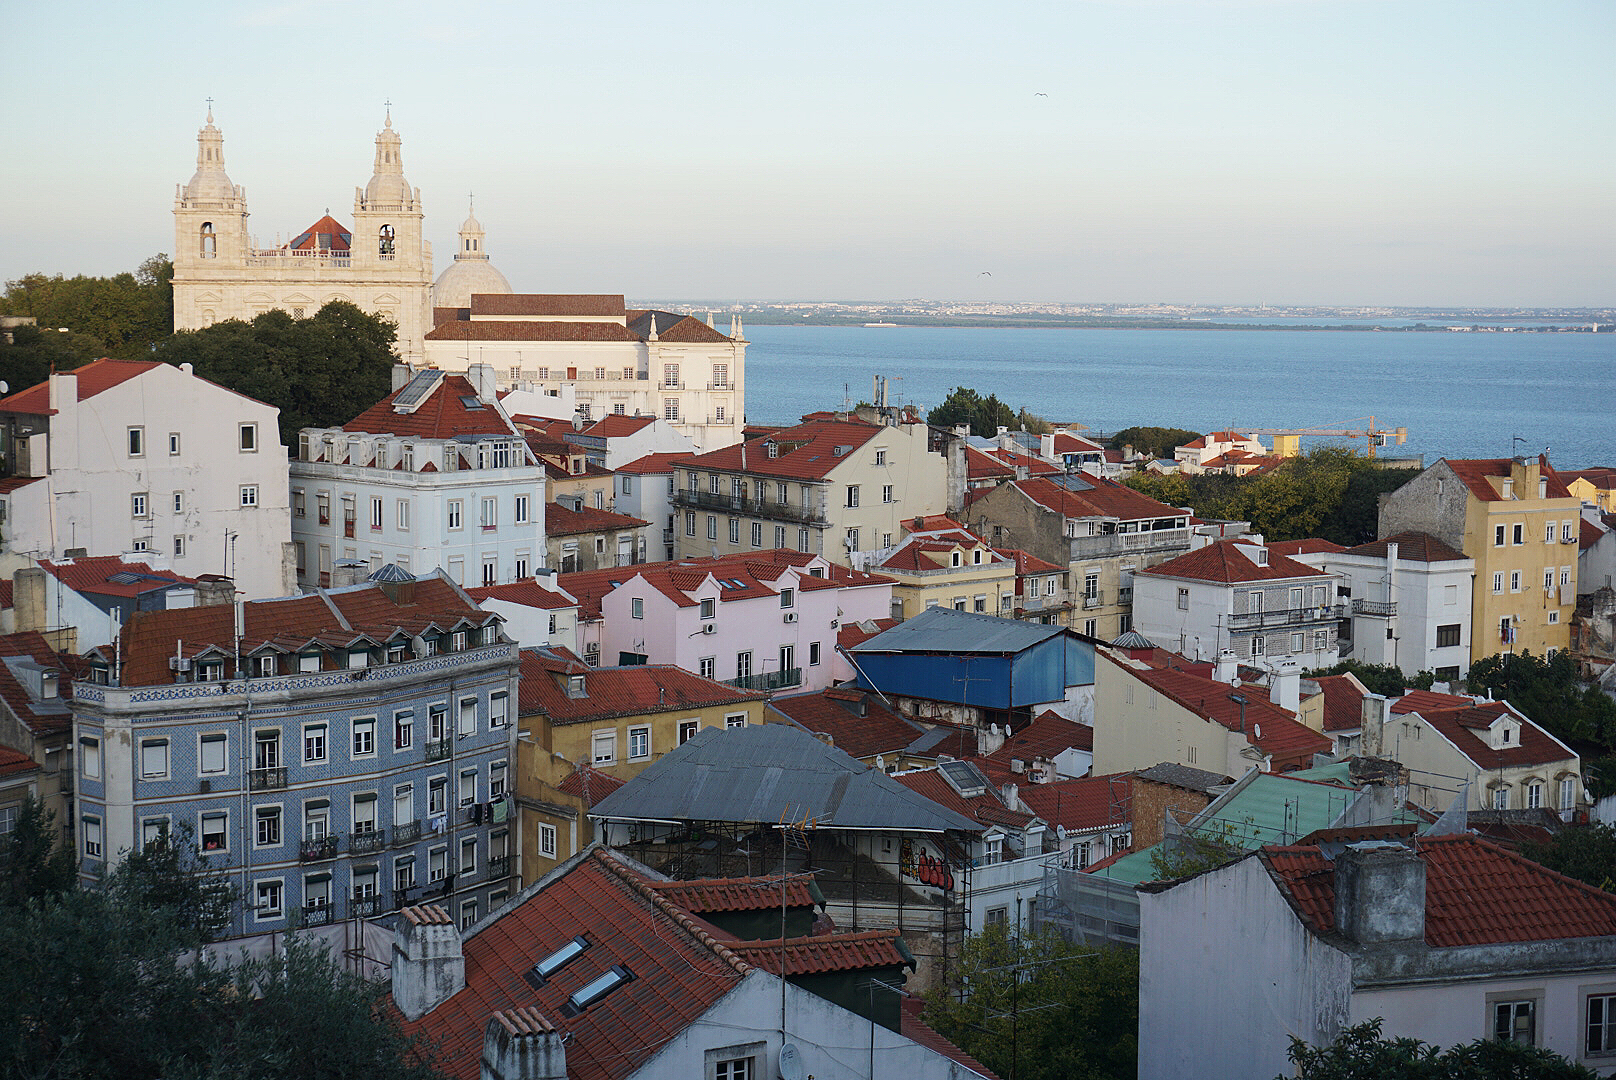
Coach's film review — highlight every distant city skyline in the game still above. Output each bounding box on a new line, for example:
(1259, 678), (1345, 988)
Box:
(3, 0), (1611, 308)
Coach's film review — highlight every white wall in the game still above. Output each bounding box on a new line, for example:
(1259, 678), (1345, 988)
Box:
(1312, 549), (1473, 677)
(615, 470), (676, 562)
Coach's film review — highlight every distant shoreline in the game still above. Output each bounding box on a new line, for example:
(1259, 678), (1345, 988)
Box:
(728, 315), (1609, 332)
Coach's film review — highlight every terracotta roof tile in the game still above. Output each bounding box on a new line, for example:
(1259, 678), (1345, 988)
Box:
(469, 293), (625, 317)
(1445, 456), (1574, 502)
(614, 451), (687, 475)
(1137, 538), (1329, 585)
(38, 556), (198, 598)
(543, 502), (649, 537)
(672, 419), (882, 482)
(0, 631), (75, 737)
(1391, 689), (1475, 715)
(518, 650), (763, 723)
(286, 214), (350, 251)
(465, 579), (578, 610)
(726, 930), (911, 975)
(648, 875), (815, 914)
(342, 375), (520, 439)
(1418, 701), (1576, 770)
(1582, 518), (1609, 550)
(1563, 467), (1616, 492)
(901, 998), (1002, 1080)
(895, 768), (1035, 830)
(1011, 475), (1184, 523)
(555, 764), (627, 808)
(1016, 773), (1131, 832)
(1267, 538), (1347, 557)
(559, 551), (884, 621)
(983, 712), (1093, 766)
(0, 357), (163, 415)
(1309, 674), (1368, 732)
(1261, 833), (1616, 947)
(426, 320), (640, 343)
(838, 618), (900, 651)
(767, 690), (924, 759)
(579, 415), (656, 439)
(1344, 531), (1468, 563)
(0, 746), (39, 778)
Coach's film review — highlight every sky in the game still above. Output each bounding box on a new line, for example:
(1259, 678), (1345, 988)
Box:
(2, 0), (1612, 308)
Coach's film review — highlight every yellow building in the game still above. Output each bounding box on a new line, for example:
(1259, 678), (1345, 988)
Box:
(873, 530), (1019, 619)
(514, 648), (768, 881)
(1565, 468), (1616, 513)
(1379, 456), (1579, 662)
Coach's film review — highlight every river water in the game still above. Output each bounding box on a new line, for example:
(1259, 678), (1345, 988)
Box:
(742, 325), (1613, 467)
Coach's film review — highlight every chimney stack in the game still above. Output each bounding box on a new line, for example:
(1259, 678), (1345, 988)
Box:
(331, 560), (368, 589)
(392, 904), (465, 1021)
(1271, 659), (1301, 713)
(193, 575), (237, 608)
(481, 1009), (568, 1080)
(1359, 694), (1387, 757)
(467, 363), (499, 404)
(1333, 841), (1425, 944)
(391, 363), (414, 391)
(1214, 651), (1239, 685)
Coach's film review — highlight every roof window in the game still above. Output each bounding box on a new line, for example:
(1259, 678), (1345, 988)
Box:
(460, 396), (486, 410)
(523, 934), (591, 988)
(560, 964), (635, 1016)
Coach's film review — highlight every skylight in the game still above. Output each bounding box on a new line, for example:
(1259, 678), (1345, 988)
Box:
(560, 964), (635, 1016)
(523, 934), (591, 988)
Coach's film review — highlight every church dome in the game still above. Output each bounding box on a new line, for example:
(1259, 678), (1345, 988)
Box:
(182, 110), (238, 203)
(362, 116), (415, 207)
(432, 200), (513, 307)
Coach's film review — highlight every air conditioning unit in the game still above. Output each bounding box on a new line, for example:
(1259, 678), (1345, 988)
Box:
(169, 657), (192, 672)
(829, 619), (839, 629)
(783, 612), (798, 623)
(700, 624), (716, 635)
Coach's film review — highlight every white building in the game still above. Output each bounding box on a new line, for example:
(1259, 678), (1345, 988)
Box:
(1133, 537), (1340, 668)
(613, 452), (685, 562)
(0, 359), (294, 599)
(549, 413), (696, 470)
(1173, 430), (1266, 474)
(465, 571), (579, 654)
(289, 367), (546, 589)
(424, 293), (746, 452)
(1293, 532), (1474, 682)
(1139, 835), (1616, 1079)
(170, 109), (435, 364)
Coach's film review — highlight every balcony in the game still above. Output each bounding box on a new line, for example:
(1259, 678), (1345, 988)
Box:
(393, 821), (421, 845)
(1351, 598), (1397, 617)
(1067, 528), (1190, 561)
(1117, 586), (1134, 604)
(1228, 605), (1346, 631)
(674, 489), (827, 526)
(349, 828), (386, 855)
(348, 892), (388, 919)
(424, 738), (452, 762)
(725, 668), (802, 693)
(708, 381), (731, 391)
(1082, 592), (1105, 610)
(486, 855), (512, 879)
(249, 766), (287, 791)
(293, 902), (335, 928)
(657, 381), (684, 391)
(299, 836), (339, 863)
(707, 415), (735, 426)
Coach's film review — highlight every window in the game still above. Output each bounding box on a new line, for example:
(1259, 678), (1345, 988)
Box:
(83, 816), (102, 858)
(1562, 776), (1579, 810)
(394, 857), (416, 893)
(395, 784), (414, 827)
(448, 500), (463, 530)
(352, 718), (375, 757)
(774, 525), (787, 548)
(1045, 576), (1058, 597)
(174, 491), (185, 513)
(1084, 573), (1100, 600)
(809, 641), (821, 666)
(168, 432), (181, 455)
(1437, 624), (1461, 648)
(490, 691), (509, 729)
(480, 497), (497, 530)
(882, 484), (894, 504)
(1546, 522), (1557, 544)
(798, 528), (810, 553)
(846, 485), (860, 508)
(628, 726), (650, 760)
(1527, 782), (1543, 809)
(699, 656), (715, 679)
(874, 448), (887, 466)
(128, 427), (144, 457)
(779, 588), (794, 609)
(700, 598), (716, 620)
(459, 769), (477, 808)
(240, 485), (259, 508)
(140, 738), (169, 780)
(707, 515), (718, 540)
(1564, 520), (1576, 543)
(131, 492), (148, 518)
(428, 778), (447, 816)
(664, 398), (679, 422)
(1493, 998), (1536, 1045)
(514, 494), (530, 524)
(256, 806), (282, 847)
(199, 733), (227, 775)
(985, 906), (1008, 927)
(1588, 994), (1616, 1056)
(846, 528), (859, 552)
(1315, 630), (1329, 650)
(1177, 587), (1189, 610)
(429, 847), (447, 883)
(303, 724), (327, 763)
(736, 651), (753, 679)
(1546, 568), (1556, 591)
(679, 720), (700, 744)
(592, 731), (616, 765)
(715, 1059), (754, 1080)
(1510, 570), (1522, 592)
(255, 880), (283, 918)
(685, 511), (697, 536)
(1291, 632), (1305, 652)
(393, 710), (414, 750)
(456, 837), (475, 877)
(1493, 786), (1510, 810)
(459, 697), (477, 736)
(750, 522), (763, 546)
(1493, 572), (1505, 594)
(239, 423), (258, 452)
(1513, 523), (1524, 545)
(539, 824), (557, 859)
(1495, 524), (1506, 546)
(200, 811), (227, 851)
(726, 713), (747, 730)
(728, 517), (740, 543)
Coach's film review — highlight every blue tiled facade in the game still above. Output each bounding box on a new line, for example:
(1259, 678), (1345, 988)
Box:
(72, 640), (521, 938)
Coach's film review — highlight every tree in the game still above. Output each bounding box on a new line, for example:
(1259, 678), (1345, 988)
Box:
(1519, 824), (1616, 893)
(154, 300), (399, 444)
(1147, 824), (1247, 881)
(104, 820), (237, 947)
(1285, 1018), (1597, 1079)
(924, 923), (1138, 1080)
(1466, 650), (1616, 796)
(0, 795), (77, 906)
(1108, 426), (1200, 460)
(0, 254), (174, 359)
(1305, 660), (1418, 699)
(927, 387), (1018, 438)
(1016, 407), (1053, 436)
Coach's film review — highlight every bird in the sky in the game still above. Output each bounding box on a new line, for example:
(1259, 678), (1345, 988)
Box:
(1034, 92), (1048, 97)
(980, 271), (992, 277)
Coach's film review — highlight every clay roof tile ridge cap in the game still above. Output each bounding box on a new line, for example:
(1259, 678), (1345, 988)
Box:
(593, 850), (752, 975)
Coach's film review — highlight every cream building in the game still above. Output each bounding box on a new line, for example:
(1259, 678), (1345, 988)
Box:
(170, 109), (435, 364)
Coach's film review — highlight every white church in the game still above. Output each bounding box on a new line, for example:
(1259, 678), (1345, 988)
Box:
(169, 111), (746, 449)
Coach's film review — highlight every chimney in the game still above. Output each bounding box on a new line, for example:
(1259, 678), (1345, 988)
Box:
(1214, 650), (1239, 685)
(1040, 432), (1055, 461)
(1333, 841), (1425, 944)
(467, 363), (499, 404)
(1271, 660), (1301, 713)
(391, 363), (414, 391)
(481, 1008), (568, 1080)
(193, 575), (237, 607)
(1359, 693), (1387, 757)
(13, 568), (47, 633)
(331, 560), (368, 588)
(391, 904), (465, 1021)
(1001, 781), (1019, 809)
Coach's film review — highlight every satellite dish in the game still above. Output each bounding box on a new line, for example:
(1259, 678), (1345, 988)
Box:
(778, 1042), (806, 1080)
(1056, 824), (1067, 840)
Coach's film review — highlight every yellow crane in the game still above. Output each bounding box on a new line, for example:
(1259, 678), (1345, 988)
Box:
(1242, 417), (1408, 459)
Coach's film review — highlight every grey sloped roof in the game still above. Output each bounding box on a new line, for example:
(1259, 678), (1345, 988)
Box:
(850, 605), (1067, 655)
(1110, 630), (1156, 649)
(1135, 761), (1233, 793)
(589, 722), (982, 833)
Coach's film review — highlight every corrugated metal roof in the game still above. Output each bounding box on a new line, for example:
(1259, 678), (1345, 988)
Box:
(850, 606), (1067, 655)
(589, 723), (981, 833)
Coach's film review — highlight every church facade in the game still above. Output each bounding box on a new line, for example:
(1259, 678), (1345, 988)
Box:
(170, 110), (435, 364)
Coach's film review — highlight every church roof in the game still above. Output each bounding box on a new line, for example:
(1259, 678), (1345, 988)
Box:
(433, 260), (513, 309)
(287, 215), (351, 252)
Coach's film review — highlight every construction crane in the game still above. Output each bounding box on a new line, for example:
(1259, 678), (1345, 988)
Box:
(1241, 417), (1407, 459)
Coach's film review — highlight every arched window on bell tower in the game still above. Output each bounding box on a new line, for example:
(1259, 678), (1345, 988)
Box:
(379, 224), (395, 258)
(200, 222), (216, 258)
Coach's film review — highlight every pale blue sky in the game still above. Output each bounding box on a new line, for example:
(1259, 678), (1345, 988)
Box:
(3, 0), (1611, 306)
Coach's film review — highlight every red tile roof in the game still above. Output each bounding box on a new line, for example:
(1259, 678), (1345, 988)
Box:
(895, 768), (1035, 830)
(1016, 773), (1131, 832)
(286, 214), (350, 251)
(469, 293), (626, 317)
(647, 875), (815, 914)
(1445, 456), (1574, 502)
(1418, 700), (1576, 770)
(1010, 475), (1184, 523)
(838, 618), (900, 651)
(465, 579), (578, 610)
(1309, 674), (1368, 732)
(614, 451), (687, 475)
(0, 746), (39, 779)
(964, 445), (1015, 480)
(342, 374), (519, 439)
(767, 689), (924, 759)
(627, 311), (733, 344)
(559, 550), (885, 621)
(426, 321), (641, 343)
(1391, 689), (1475, 715)
(1344, 531), (1468, 563)
(983, 712), (1093, 768)
(672, 419), (881, 482)
(395, 849), (750, 1080)
(518, 650), (763, 724)
(1583, 518), (1609, 551)
(901, 998), (1002, 1080)
(0, 631), (75, 737)
(905, 515), (967, 533)
(579, 415), (655, 439)
(555, 764), (627, 808)
(726, 930), (911, 976)
(1563, 467), (1616, 492)
(1261, 833), (1616, 947)
(543, 502), (649, 537)
(1052, 431), (1105, 454)
(0, 357), (163, 415)
(1137, 539), (1328, 585)
(1267, 538), (1347, 557)
(1003, 548), (1062, 575)
(38, 556), (198, 597)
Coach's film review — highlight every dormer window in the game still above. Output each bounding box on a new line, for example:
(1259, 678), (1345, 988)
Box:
(765, 441), (778, 459)
(951, 551), (962, 567)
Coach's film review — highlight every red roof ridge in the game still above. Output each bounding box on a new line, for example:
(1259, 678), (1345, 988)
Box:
(595, 850), (753, 975)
